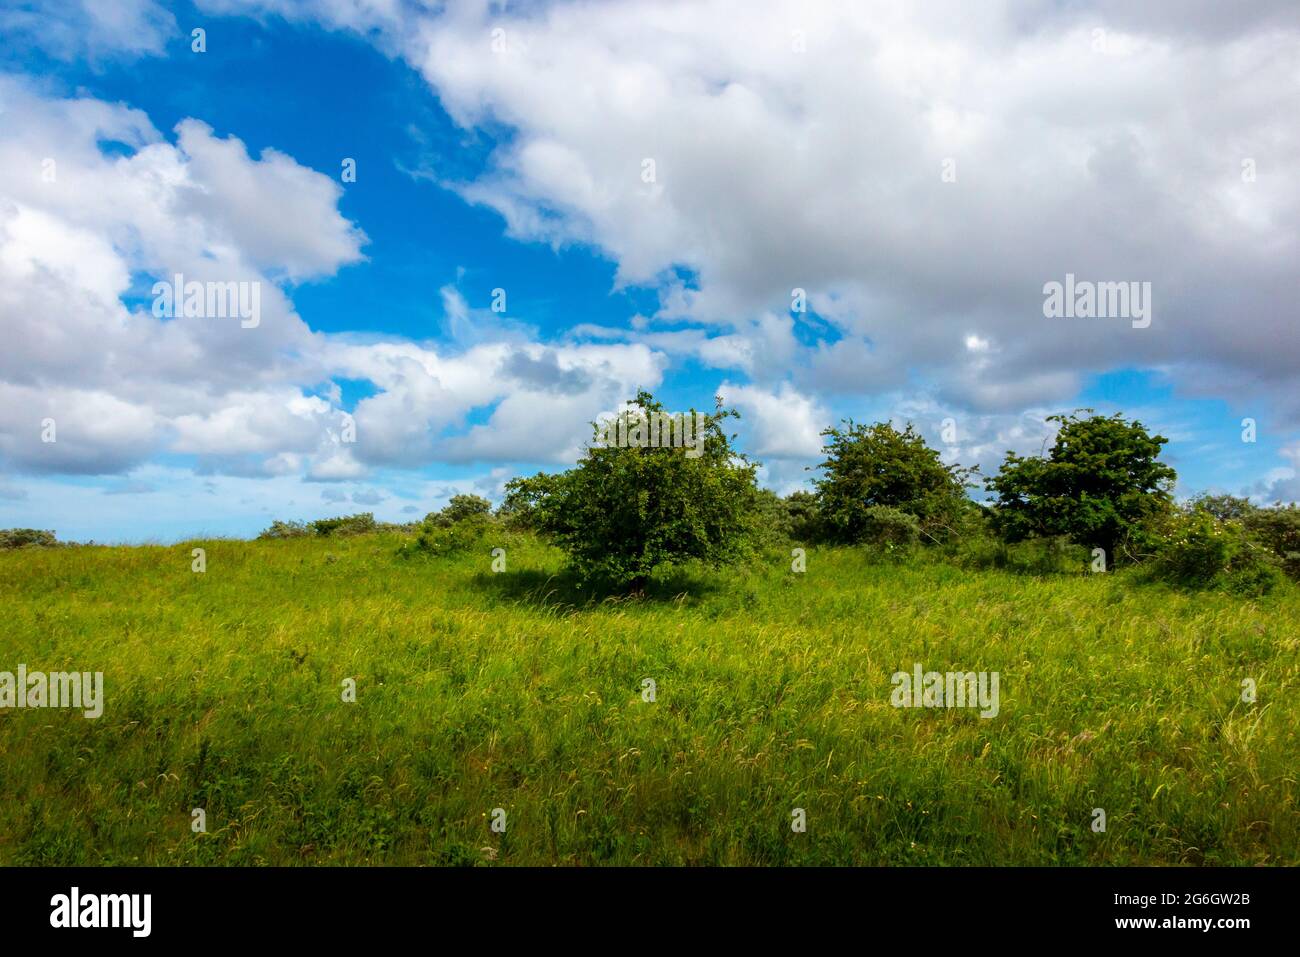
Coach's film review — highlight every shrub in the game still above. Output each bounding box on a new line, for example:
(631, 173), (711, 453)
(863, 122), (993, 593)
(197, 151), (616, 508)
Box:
(1147, 509), (1282, 595)
(1243, 505), (1300, 581)
(310, 513), (377, 537)
(1190, 493), (1256, 522)
(0, 528), (58, 549)
(986, 411), (1176, 563)
(257, 520), (312, 540)
(408, 512), (491, 557)
(749, 489), (793, 546)
(500, 473), (564, 531)
(782, 491), (823, 543)
(858, 505), (920, 551)
(946, 534), (1087, 575)
(430, 494), (492, 527)
(518, 390), (763, 589)
(404, 495), (499, 557)
(815, 421), (975, 545)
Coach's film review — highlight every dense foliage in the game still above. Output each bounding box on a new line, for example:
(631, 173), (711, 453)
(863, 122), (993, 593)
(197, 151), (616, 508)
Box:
(503, 390), (763, 589)
(814, 421), (976, 545)
(0, 528), (59, 549)
(406, 495), (496, 557)
(57, 401), (1300, 595)
(986, 411), (1175, 563)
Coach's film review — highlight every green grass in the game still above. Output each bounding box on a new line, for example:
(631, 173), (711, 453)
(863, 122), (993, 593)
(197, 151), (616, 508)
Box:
(1, 532), (1297, 865)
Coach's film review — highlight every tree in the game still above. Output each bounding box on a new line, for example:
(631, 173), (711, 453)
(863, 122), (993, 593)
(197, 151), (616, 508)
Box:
(813, 421), (975, 544)
(404, 494), (498, 557)
(0, 528), (58, 548)
(1188, 493), (1255, 522)
(985, 411), (1176, 561)
(782, 490), (823, 542)
(429, 494), (492, 527)
(499, 472), (564, 531)
(518, 390), (763, 590)
(1243, 504), (1300, 580)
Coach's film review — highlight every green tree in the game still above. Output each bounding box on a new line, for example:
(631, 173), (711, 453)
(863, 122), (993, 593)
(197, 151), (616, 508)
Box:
(782, 490), (823, 542)
(0, 528), (58, 548)
(1189, 493), (1256, 522)
(1243, 503), (1300, 580)
(429, 494), (493, 527)
(986, 411), (1176, 561)
(309, 513), (377, 537)
(499, 472), (564, 530)
(520, 390), (763, 590)
(813, 421), (975, 544)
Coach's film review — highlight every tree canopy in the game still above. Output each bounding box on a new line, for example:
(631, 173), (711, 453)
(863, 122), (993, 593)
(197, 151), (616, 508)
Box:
(985, 411), (1175, 561)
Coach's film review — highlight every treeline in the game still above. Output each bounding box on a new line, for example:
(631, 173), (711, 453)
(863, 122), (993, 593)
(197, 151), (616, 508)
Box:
(9, 391), (1296, 596)
(388, 391), (1299, 595)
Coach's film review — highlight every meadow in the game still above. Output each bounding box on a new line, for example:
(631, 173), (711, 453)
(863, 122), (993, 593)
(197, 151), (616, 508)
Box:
(1, 532), (1296, 865)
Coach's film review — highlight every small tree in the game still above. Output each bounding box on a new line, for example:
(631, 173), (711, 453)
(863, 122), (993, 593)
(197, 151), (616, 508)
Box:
(257, 520), (311, 540)
(499, 473), (564, 531)
(0, 529), (58, 548)
(986, 411), (1176, 562)
(1190, 493), (1256, 522)
(523, 390), (763, 590)
(430, 494), (493, 527)
(814, 421), (975, 544)
(782, 490), (823, 542)
(310, 513), (377, 537)
(1244, 504), (1300, 580)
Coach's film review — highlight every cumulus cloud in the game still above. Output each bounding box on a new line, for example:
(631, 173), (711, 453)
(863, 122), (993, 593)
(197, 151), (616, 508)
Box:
(7, 1), (1300, 525)
(308, 0), (1298, 421)
(718, 382), (826, 460)
(0, 0), (178, 62)
(0, 77), (665, 488)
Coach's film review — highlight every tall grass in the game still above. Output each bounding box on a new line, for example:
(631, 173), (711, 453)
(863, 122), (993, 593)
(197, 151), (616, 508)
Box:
(0, 532), (1296, 865)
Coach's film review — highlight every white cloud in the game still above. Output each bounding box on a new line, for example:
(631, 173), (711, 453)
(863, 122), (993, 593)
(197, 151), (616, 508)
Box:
(0, 0), (178, 61)
(7, 1), (1300, 524)
(718, 382), (826, 459)
(0, 79), (667, 488)
(326, 0), (1300, 417)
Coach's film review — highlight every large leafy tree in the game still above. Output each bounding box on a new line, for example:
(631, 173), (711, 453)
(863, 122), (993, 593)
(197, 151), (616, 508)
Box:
(813, 421), (976, 544)
(503, 390), (762, 589)
(986, 410), (1176, 561)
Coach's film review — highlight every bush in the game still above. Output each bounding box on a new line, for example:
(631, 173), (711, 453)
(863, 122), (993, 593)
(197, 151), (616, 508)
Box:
(1147, 509), (1282, 595)
(1189, 493), (1256, 522)
(430, 494), (492, 527)
(257, 520), (312, 540)
(815, 420), (975, 545)
(986, 411), (1175, 562)
(1243, 505), (1300, 581)
(858, 505), (920, 551)
(407, 512), (491, 557)
(919, 495), (991, 545)
(0, 528), (58, 549)
(403, 496), (500, 557)
(947, 534), (1088, 575)
(518, 390), (763, 589)
(749, 489), (792, 546)
(782, 491), (822, 543)
(500, 473), (564, 531)
(310, 513), (377, 537)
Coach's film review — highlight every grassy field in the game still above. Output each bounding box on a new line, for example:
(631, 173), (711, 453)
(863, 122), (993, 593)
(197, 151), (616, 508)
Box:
(1, 532), (1297, 866)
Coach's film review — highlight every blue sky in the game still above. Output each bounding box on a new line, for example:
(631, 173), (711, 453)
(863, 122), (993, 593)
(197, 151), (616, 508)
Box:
(1, 0), (1298, 542)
